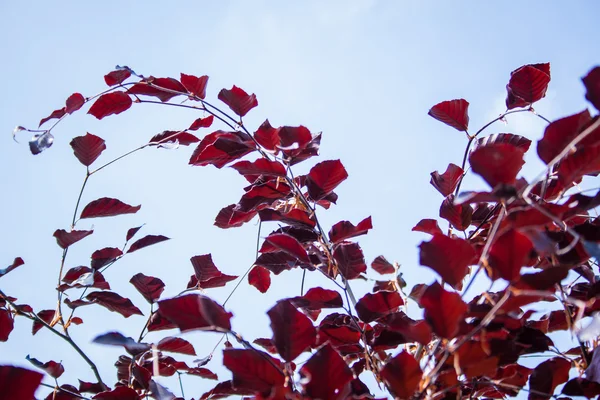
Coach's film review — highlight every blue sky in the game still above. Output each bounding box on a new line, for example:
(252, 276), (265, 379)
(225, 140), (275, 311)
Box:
(1, 1), (599, 397)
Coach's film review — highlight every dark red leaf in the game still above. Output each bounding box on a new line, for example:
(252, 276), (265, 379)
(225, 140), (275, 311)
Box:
(583, 66), (600, 112)
(218, 86), (258, 117)
(0, 366), (43, 399)
(289, 287), (344, 310)
(439, 194), (472, 231)
(268, 300), (316, 361)
(92, 386), (140, 399)
(189, 130), (255, 168)
(39, 107), (66, 127)
(420, 282), (467, 339)
(126, 226), (143, 242)
(316, 324), (361, 351)
(80, 197), (140, 219)
(214, 204), (257, 229)
(329, 216), (372, 243)
(200, 380), (255, 400)
(306, 160), (348, 201)
(86, 291), (143, 318)
(237, 179), (292, 212)
(64, 93), (85, 114)
(300, 344), (353, 400)
(477, 133), (532, 153)
(254, 120), (279, 151)
(469, 143), (525, 188)
(537, 110), (595, 164)
(557, 144), (600, 186)
(377, 313), (432, 346)
(157, 337), (196, 356)
(371, 255), (395, 275)
(428, 99), (469, 132)
(149, 130), (199, 146)
(260, 233), (310, 263)
(78, 380), (106, 394)
(26, 355), (64, 378)
(418, 234), (476, 289)
(88, 91), (132, 120)
(180, 73), (209, 99)
(411, 219), (443, 236)
(333, 242), (367, 280)
(0, 257), (24, 278)
(381, 351), (423, 400)
(253, 338), (277, 354)
(223, 348), (284, 394)
(254, 252), (304, 275)
(158, 293), (232, 332)
(430, 163), (464, 197)
(70, 133), (106, 166)
(248, 266), (271, 293)
(0, 309), (14, 342)
(60, 267), (110, 291)
(562, 378), (600, 398)
(258, 208), (316, 229)
(129, 273), (165, 303)
(127, 235), (170, 253)
(506, 63), (551, 109)
(189, 254), (238, 289)
(32, 309), (55, 335)
(488, 229), (534, 281)
(128, 78), (186, 102)
(104, 70), (131, 86)
(147, 311), (176, 332)
(528, 357), (571, 399)
(188, 115), (214, 131)
(187, 367), (218, 380)
(53, 229), (93, 249)
(355, 291), (403, 323)
(231, 159), (287, 178)
(89, 248), (121, 271)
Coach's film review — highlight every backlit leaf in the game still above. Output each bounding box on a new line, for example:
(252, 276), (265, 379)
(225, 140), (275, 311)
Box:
(268, 300), (316, 361)
(86, 291), (143, 318)
(430, 163), (464, 197)
(469, 143), (525, 188)
(188, 115), (214, 131)
(104, 69), (131, 86)
(127, 77), (186, 102)
(130, 273), (165, 303)
(0, 366), (43, 399)
(528, 357), (571, 399)
(88, 91), (132, 120)
(411, 219), (443, 236)
(328, 216), (372, 243)
(218, 86), (258, 117)
(306, 160), (348, 201)
(420, 282), (467, 339)
(260, 233), (310, 263)
(488, 229), (534, 281)
(26, 355), (64, 378)
(70, 133), (106, 166)
(428, 99), (469, 132)
(157, 337), (196, 356)
(180, 73), (209, 99)
(189, 254), (238, 289)
(506, 63), (550, 109)
(65, 93), (85, 114)
(53, 229), (93, 249)
(355, 291), (403, 323)
(0, 257), (24, 278)
(0, 309), (13, 342)
(80, 197), (141, 219)
(222, 348), (284, 394)
(418, 234), (476, 289)
(248, 266), (271, 293)
(333, 242), (367, 280)
(158, 294), (232, 332)
(583, 66), (600, 112)
(381, 352), (422, 400)
(127, 235), (170, 253)
(300, 344), (353, 400)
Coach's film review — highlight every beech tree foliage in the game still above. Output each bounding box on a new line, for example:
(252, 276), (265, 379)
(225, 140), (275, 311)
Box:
(3, 62), (600, 399)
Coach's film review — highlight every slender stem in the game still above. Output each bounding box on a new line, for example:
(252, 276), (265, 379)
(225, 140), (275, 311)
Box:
(177, 372), (185, 398)
(89, 147), (146, 175)
(300, 270), (306, 296)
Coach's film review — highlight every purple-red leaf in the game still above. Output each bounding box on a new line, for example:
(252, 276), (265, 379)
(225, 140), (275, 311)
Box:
(371, 256), (395, 275)
(222, 348), (284, 394)
(128, 77), (186, 102)
(300, 344), (353, 400)
(328, 216), (372, 243)
(469, 143), (525, 188)
(90, 247), (123, 270)
(88, 91), (132, 120)
(129, 273), (165, 303)
(149, 130), (199, 146)
(188, 115), (214, 131)
(180, 73), (209, 99)
(0, 309), (14, 342)
(418, 234), (476, 289)
(411, 219), (443, 236)
(528, 357), (571, 399)
(537, 110), (596, 164)
(32, 309), (55, 336)
(80, 197), (140, 219)
(420, 282), (467, 339)
(0, 257), (24, 278)
(218, 86), (258, 117)
(39, 108), (65, 127)
(333, 242), (367, 280)
(430, 163), (464, 197)
(583, 66), (600, 112)
(53, 229), (93, 249)
(214, 204), (257, 229)
(258, 208), (316, 229)
(356, 291), (403, 323)
(260, 233), (310, 263)
(439, 194), (472, 231)
(248, 266), (271, 293)
(289, 287), (344, 310)
(70, 133), (106, 166)
(86, 291), (143, 318)
(189, 254), (238, 289)
(189, 130), (256, 168)
(157, 337), (196, 356)
(506, 63), (551, 109)
(126, 226), (143, 242)
(158, 294), (232, 332)
(0, 366), (43, 399)
(26, 355), (64, 378)
(428, 99), (470, 132)
(381, 352), (423, 400)
(306, 160), (348, 201)
(104, 69), (131, 86)
(231, 159), (287, 178)
(268, 300), (316, 361)
(127, 235), (170, 253)
(488, 229), (534, 281)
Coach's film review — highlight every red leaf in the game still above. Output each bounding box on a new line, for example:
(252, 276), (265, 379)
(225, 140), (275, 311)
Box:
(187, 367), (218, 380)
(39, 107), (66, 127)
(80, 197), (141, 219)
(88, 91), (132, 120)
(254, 119), (279, 151)
(371, 255), (395, 275)
(92, 386), (140, 399)
(439, 194), (472, 231)
(258, 208), (316, 229)
(91, 247), (123, 270)
(420, 282), (467, 339)
(333, 242), (367, 280)
(70, 133), (106, 166)
(253, 338), (277, 354)
(430, 163), (464, 196)
(157, 336), (196, 356)
(222, 348), (284, 394)
(237, 179), (292, 212)
(190, 254), (238, 289)
(428, 99), (470, 132)
(537, 110), (595, 164)
(0, 257), (25, 278)
(231, 159), (287, 178)
(149, 130), (199, 146)
(528, 357), (571, 399)
(32, 309), (54, 335)
(277, 126), (313, 157)
(0, 309), (14, 341)
(0, 366), (43, 399)
(477, 132), (532, 152)
(306, 160), (348, 201)
(127, 77), (186, 102)
(180, 73), (209, 99)
(355, 291), (403, 323)
(104, 69), (131, 86)
(189, 130), (256, 168)
(488, 229), (534, 281)
(557, 144), (600, 186)
(376, 313), (432, 346)
(188, 115), (214, 131)
(214, 204), (257, 229)
(583, 66), (600, 112)
(300, 344), (353, 400)
(86, 291), (143, 318)
(268, 300), (316, 361)
(126, 226), (143, 242)
(248, 266), (271, 293)
(418, 234), (476, 289)
(127, 234), (170, 253)
(200, 380), (255, 400)
(260, 233), (310, 263)
(381, 351), (423, 399)
(26, 355), (64, 378)
(329, 216), (372, 243)
(129, 273), (165, 303)
(469, 143), (525, 188)
(157, 293), (232, 332)
(506, 63), (551, 109)
(218, 86), (258, 117)
(288, 287), (343, 310)
(411, 219), (443, 236)
(61, 267), (110, 291)
(53, 229), (93, 249)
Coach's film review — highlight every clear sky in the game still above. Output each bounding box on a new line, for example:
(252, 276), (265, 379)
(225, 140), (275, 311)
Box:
(1, 1), (599, 398)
